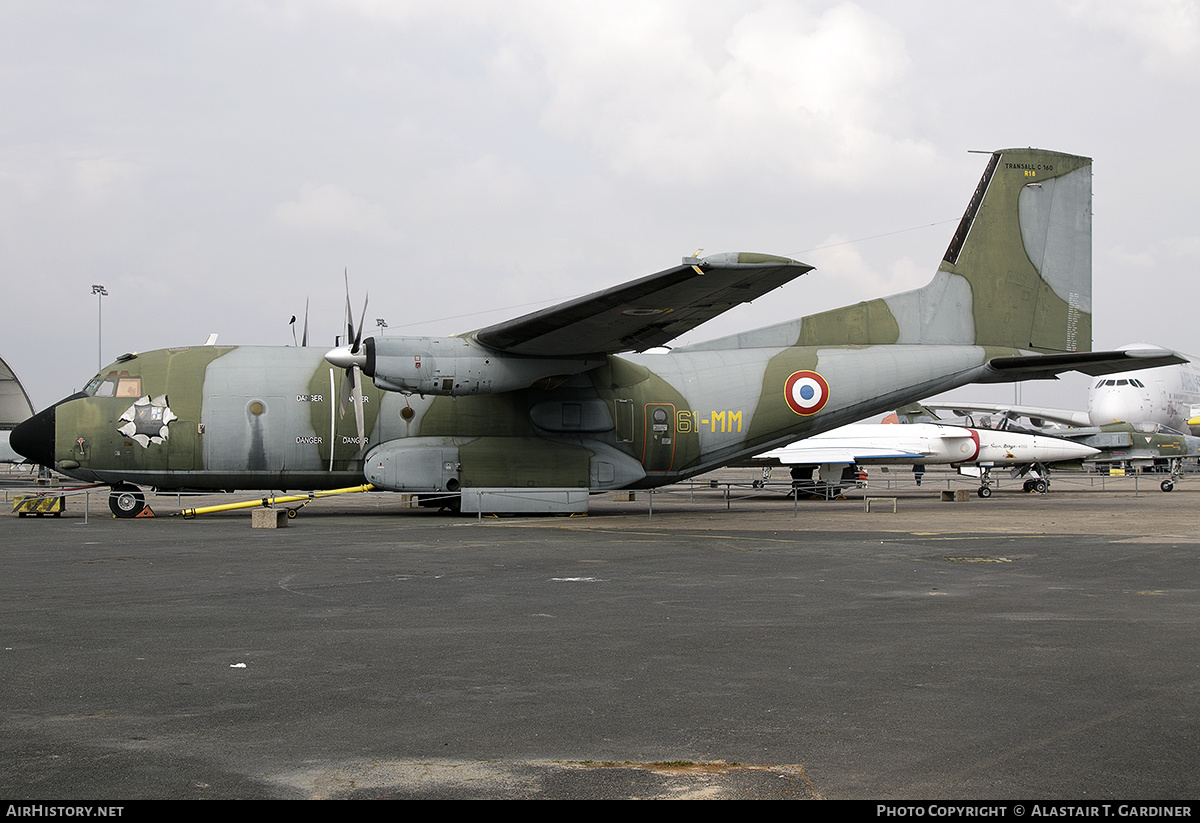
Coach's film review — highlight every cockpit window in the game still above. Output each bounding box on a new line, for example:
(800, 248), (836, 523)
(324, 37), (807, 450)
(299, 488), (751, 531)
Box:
(83, 372), (142, 398)
(115, 377), (142, 397)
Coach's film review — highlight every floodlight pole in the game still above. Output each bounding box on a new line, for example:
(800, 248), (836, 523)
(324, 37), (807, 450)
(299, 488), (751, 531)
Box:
(92, 284), (108, 371)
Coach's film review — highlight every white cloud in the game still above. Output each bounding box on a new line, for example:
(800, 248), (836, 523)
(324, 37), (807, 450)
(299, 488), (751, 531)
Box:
(470, 1), (939, 188)
(1106, 244), (1157, 269)
(1064, 0), (1200, 76)
(273, 182), (393, 239)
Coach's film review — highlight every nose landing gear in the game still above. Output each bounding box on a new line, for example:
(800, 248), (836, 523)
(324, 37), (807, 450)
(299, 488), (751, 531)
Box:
(109, 483), (147, 518)
(976, 466), (994, 498)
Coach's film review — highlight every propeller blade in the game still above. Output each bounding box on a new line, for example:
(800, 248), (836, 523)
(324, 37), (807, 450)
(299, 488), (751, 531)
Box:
(344, 269), (354, 346)
(302, 298), (309, 347)
(352, 293), (369, 354)
(352, 364), (366, 451)
(334, 268), (368, 451)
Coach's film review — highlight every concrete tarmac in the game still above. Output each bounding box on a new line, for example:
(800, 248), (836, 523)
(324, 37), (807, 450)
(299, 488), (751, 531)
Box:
(2, 471), (1199, 799)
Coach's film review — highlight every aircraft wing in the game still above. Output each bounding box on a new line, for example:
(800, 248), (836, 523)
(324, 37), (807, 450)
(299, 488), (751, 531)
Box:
(760, 445), (923, 465)
(979, 347), (1188, 382)
(471, 252), (813, 356)
(923, 402), (1093, 428)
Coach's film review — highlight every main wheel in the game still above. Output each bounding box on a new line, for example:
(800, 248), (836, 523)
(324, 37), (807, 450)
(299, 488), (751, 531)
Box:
(109, 484), (146, 518)
(1032, 479), (1048, 494)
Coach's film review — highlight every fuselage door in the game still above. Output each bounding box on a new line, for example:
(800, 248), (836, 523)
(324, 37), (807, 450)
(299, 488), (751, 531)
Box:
(614, 398), (634, 443)
(642, 402), (675, 472)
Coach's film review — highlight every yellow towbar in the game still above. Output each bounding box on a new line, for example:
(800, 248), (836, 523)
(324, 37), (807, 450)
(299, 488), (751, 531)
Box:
(176, 484), (375, 518)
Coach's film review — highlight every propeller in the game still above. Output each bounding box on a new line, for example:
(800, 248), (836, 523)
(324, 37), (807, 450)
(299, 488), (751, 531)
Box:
(328, 270), (368, 453)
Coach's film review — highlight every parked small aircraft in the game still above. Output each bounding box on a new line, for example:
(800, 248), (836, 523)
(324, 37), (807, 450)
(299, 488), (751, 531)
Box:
(758, 422), (1100, 497)
(1071, 421), (1200, 491)
(910, 405), (1200, 492)
(11, 148), (1186, 516)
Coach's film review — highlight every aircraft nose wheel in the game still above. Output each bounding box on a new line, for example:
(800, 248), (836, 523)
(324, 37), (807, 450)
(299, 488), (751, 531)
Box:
(109, 484), (146, 518)
(977, 486), (992, 498)
(1161, 480), (1175, 492)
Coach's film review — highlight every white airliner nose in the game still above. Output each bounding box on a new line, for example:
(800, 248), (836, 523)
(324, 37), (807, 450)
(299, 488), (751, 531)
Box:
(325, 344), (366, 370)
(1089, 385), (1149, 426)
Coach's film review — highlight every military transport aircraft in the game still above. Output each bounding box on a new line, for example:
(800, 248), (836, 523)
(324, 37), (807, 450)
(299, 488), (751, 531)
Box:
(10, 148), (1187, 516)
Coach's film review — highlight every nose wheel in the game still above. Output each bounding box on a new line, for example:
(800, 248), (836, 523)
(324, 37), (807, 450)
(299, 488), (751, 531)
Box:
(976, 467), (994, 498)
(1161, 458), (1182, 492)
(109, 484), (146, 518)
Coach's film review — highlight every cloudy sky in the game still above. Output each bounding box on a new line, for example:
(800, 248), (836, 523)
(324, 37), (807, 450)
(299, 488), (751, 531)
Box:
(2, 0), (1198, 413)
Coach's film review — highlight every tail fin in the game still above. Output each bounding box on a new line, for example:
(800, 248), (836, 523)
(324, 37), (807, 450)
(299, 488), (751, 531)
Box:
(682, 148), (1093, 354)
(938, 148), (1092, 353)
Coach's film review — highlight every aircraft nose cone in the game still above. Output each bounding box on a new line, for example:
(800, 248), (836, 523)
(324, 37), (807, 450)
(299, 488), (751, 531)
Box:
(1089, 387), (1145, 426)
(10, 392), (88, 467)
(10, 405), (56, 466)
(1064, 441), (1102, 460)
(324, 344), (365, 370)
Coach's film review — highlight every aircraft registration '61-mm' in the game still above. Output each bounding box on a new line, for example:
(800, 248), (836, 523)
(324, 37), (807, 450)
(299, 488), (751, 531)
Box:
(11, 148), (1187, 516)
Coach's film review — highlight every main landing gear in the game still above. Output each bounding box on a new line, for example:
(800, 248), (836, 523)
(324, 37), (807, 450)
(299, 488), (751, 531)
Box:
(1017, 463), (1051, 495)
(108, 483), (146, 518)
(975, 465), (1050, 497)
(1022, 477), (1049, 494)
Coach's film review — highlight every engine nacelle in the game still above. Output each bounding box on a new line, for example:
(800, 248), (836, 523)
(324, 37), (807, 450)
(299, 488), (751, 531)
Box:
(363, 336), (602, 396)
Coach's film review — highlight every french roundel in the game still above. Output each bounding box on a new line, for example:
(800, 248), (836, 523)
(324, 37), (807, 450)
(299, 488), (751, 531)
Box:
(784, 370), (830, 416)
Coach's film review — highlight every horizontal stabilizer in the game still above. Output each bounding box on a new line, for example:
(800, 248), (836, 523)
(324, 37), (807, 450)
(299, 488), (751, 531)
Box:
(979, 347), (1188, 383)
